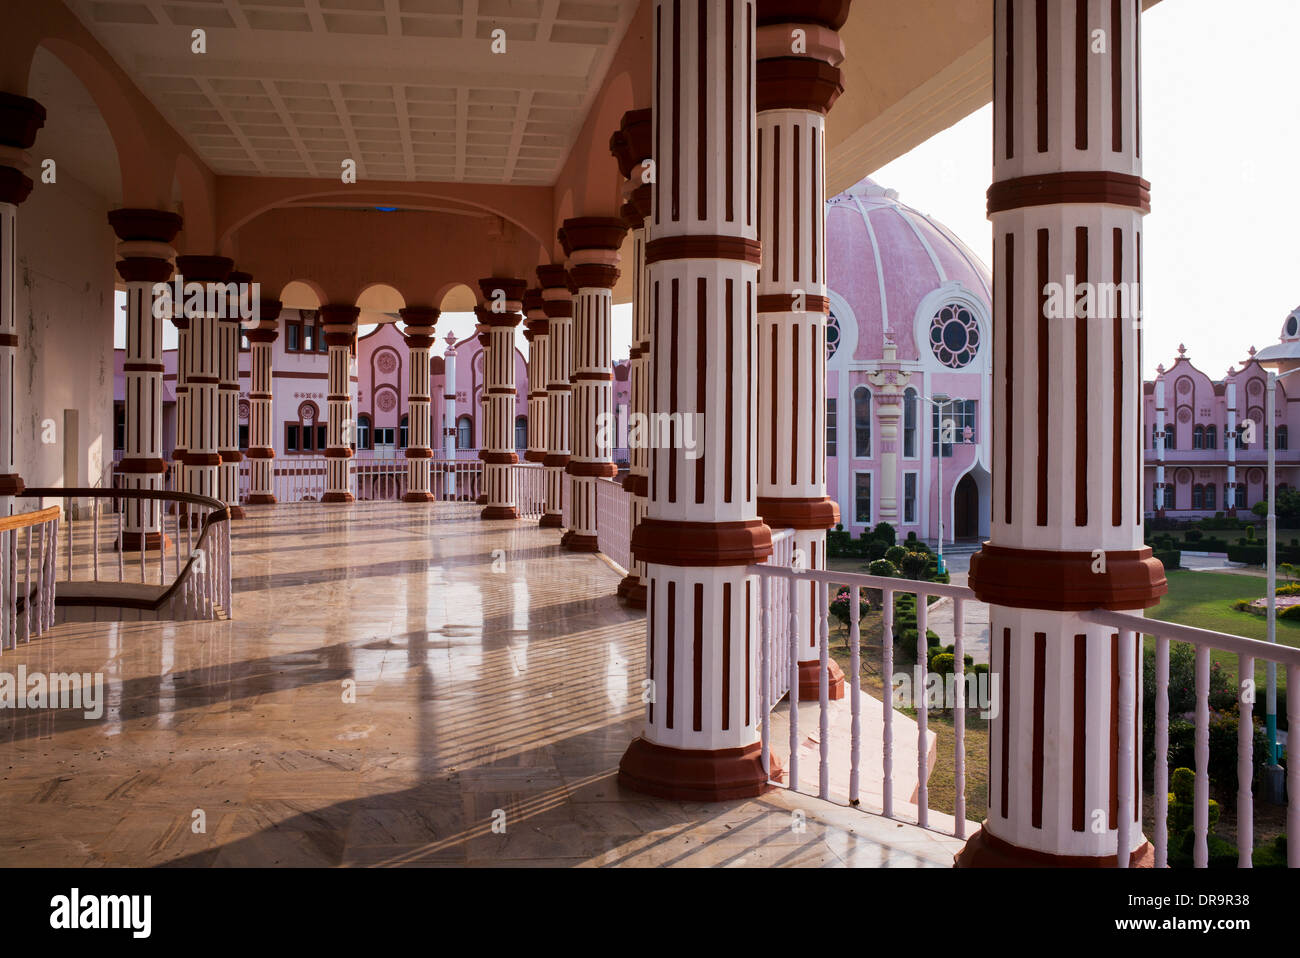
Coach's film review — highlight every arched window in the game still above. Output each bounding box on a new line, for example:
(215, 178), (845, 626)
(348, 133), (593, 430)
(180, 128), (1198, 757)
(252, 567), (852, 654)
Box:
(1164, 427), (1175, 449)
(515, 415), (528, 452)
(902, 388), (918, 459)
(1205, 484), (1216, 509)
(1278, 425), (1289, 450)
(1192, 425), (1205, 449)
(400, 414), (409, 449)
(456, 415), (473, 450)
(1192, 484), (1204, 509)
(356, 415), (371, 451)
(853, 386), (871, 458)
(1205, 424), (1217, 449)
(1163, 485), (1174, 508)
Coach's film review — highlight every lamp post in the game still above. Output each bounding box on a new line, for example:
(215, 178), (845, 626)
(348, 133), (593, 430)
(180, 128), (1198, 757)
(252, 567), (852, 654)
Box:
(1264, 367), (1298, 771)
(921, 393), (951, 573)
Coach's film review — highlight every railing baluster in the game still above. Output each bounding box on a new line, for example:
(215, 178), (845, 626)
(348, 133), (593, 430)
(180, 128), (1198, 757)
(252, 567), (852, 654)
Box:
(953, 596), (966, 838)
(1237, 652), (1255, 868)
(788, 574), (799, 794)
(8, 529), (16, 650)
(1154, 636), (1169, 867)
(1193, 644), (1210, 868)
(916, 589), (929, 828)
(882, 586), (894, 820)
(67, 502), (73, 579)
(92, 498), (99, 581)
(23, 526), (32, 644)
(1, 530), (9, 652)
(849, 583), (861, 807)
(1289, 664), (1299, 868)
(117, 511), (123, 581)
(1116, 630), (1136, 868)
(816, 578), (830, 800)
(760, 574), (771, 780)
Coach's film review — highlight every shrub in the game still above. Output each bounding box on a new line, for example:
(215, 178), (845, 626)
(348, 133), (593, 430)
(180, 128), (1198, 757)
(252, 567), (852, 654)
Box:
(1253, 835), (1288, 868)
(899, 551), (930, 579)
(1185, 529), (1203, 542)
(1279, 603), (1300, 620)
(1152, 548), (1181, 570)
(865, 539), (889, 562)
(1247, 525), (1256, 540)
(867, 559), (898, 578)
(930, 653), (955, 684)
(884, 545), (908, 566)
(829, 587), (871, 627)
(872, 522), (896, 547)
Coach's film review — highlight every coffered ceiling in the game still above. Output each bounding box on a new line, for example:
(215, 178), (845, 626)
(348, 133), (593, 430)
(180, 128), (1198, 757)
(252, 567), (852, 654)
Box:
(69, 0), (638, 184)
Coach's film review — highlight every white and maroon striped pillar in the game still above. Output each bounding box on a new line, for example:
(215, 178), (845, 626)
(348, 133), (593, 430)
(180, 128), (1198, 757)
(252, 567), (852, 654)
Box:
(400, 306), (440, 503)
(756, 0), (849, 700)
(560, 218), (627, 551)
(523, 289), (550, 471)
(960, 0), (1164, 866)
(175, 256), (233, 514)
(1225, 381), (1237, 514)
(476, 278), (526, 519)
(610, 108), (653, 606)
(0, 94), (45, 515)
(220, 271), (252, 519)
(443, 333), (458, 497)
(620, 0), (773, 801)
(321, 305), (359, 503)
(108, 209), (182, 546)
(244, 302), (280, 505)
(538, 266), (572, 530)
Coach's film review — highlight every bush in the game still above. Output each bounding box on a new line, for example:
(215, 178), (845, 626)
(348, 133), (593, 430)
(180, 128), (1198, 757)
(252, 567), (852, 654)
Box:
(900, 551), (930, 579)
(867, 559), (898, 578)
(1280, 603), (1300, 621)
(1247, 525), (1256, 540)
(865, 539), (889, 562)
(884, 545), (908, 566)
(1185, 529), (1203, 542)
(1253, 835), (1288, 868)
(872, 522), (896, 547)
(1152, 548), (1181, 570)
(829, 587), (872, 628)
(898, 627), (941, 650)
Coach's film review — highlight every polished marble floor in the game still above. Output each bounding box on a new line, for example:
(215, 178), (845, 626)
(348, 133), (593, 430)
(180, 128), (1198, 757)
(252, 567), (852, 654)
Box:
(0, 502), (964, 867)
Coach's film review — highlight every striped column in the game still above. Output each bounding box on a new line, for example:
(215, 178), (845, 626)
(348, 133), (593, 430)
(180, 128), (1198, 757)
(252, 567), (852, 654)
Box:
(538, 266), (572, 529)
(523, 289), (550, 468)
(476, 327), (490, 505)
(960, 0), (1164, 866)
(0, 94), (44, 515)
(610, 108), (653, 607)
(1225, 381), (1237, 514)
(477, 278), (525, 519)
(220, 271), (251, 519)
(756, 0), (849, 700)
(174, 256), (233, 514)
(400, 306), (440, 502)
(244, 302), (281, 504)
(620, 0), (773, 801)
(1153, 375), (1167, 515)
(321, 305), (359, 503)
(560, 217), (626, 551)
(108, 209), (182, 546)
(443, 334), (458, 498)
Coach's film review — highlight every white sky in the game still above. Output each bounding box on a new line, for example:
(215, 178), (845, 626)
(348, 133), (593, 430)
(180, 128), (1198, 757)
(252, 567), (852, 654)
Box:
(119, 0), (1298, 378)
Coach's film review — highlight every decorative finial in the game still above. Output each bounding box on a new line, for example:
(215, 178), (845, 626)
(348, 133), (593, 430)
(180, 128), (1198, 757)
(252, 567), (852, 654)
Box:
(445, 331), (457, 346)
(1177, 343), (1187, 358)
(1249, 345), (1257, 357)
(1156, 363), (1166, 375)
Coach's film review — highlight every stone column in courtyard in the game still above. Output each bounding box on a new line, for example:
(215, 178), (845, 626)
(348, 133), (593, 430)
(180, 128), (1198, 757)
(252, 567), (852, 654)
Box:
(108, 208), (183, 546)
(244, 299), (281, 504)
(0, 93), (44, 515)
(174, 255), (233, 512)
(610, 108), (653, 606)
(755, 0), (849, 700)
(443, 332), (458, 498)
(219, 271), (252, 519)
(959, 0), (1165, 865)
(620, 0), (773, 800)
(476, 278), (526, 519)
(560, 217), (627, 551)
(538, 266), (573, 530)
(400, 307), (439, 502)
(475, 327), (490, 505)
(523, 289), (550, 469)
(869, 338), (910, 526)
(321, 305), (359, 503)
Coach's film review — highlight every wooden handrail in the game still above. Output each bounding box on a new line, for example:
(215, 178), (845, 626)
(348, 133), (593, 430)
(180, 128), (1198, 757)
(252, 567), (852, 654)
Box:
(0, 505), (60, 534)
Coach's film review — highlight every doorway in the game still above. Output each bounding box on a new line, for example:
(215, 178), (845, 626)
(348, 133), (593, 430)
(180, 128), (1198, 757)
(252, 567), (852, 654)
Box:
(954, 472), (980, 539)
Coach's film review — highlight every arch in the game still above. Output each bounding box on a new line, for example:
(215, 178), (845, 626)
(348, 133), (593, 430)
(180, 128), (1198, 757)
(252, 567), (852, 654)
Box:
(949, 460), (992, 542)
(356, 414), (372, 451)
(1192, 424), (1205, 449)
(26, 46), (122, 204)
(355, 282), (407, 314)
(280, 280), (326, 311)
(1205, 424), (1217, 449)
(172, 152), (215, 255)
(1278, 425), (1289, 450)
(902, 386), (919, 459)
(515, 415), (528, 452)
(853, 385), (872, 458)
(912, 280), (990, 375)
(456, 415), (474, 450)
(437, 282), (479, 312)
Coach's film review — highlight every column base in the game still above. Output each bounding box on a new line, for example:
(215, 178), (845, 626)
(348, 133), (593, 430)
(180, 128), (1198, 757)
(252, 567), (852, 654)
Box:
(475, 493), (488, 505)
(322, 492), (355, 503)
(403, 491), (436, 503)
(539, 513), (564, 528)
(245, 494), (277, 505)
(119, 531), (171, 552)
(617, 738), (771, 802)
(618, 574), (647, 608)
(565, 533), (599, 553)
(228, 505), (246, 520)
(953, 826), (1154, 868)
(797, 658), (846, 701)
(481, 505), (519, 520)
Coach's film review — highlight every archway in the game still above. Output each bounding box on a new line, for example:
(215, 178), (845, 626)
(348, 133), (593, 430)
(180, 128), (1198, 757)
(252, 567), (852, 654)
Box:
(954, 473), (980, 539)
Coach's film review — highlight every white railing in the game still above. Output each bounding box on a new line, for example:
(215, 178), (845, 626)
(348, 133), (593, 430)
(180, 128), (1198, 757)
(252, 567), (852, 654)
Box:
(749, 561), (1300, 867)
(595, 477), (631, 572)
(514, 463), (548, 519)
(761, 529), (797, 707)
(269, 457), (329, 503)
(20, 487), (231, 623)
(352, 455), (407, 501)
(0, 506), (60, 651)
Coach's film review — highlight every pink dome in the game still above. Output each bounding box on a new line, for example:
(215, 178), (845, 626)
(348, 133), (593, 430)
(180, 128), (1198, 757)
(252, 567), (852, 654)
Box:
(827, 177), (991, 364)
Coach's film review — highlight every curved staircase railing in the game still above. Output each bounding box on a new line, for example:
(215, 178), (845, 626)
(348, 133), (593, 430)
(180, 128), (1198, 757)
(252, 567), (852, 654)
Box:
(0, 505), (61, 652)
(20, 488), (231, 623)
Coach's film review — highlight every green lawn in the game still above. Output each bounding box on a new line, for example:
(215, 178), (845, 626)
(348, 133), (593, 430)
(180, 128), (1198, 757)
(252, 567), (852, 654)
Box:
(1147, 569), (1295, 693)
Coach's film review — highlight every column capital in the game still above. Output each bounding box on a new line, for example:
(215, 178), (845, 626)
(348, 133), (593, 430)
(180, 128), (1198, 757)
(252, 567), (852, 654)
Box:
(108, 208), (183, 244)
(174, 255), (234, 283)
(558, 216), (627, 256)
(319, 304), (360, 330)
(609, 108), (653, 180)
(0, 93), (45, 207)
(756, 0), (852, 30)
(252, 299), (283, 325)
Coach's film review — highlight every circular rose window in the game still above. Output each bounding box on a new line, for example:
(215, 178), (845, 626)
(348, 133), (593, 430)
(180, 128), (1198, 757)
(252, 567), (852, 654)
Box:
(929, 303), (980, 368)
(826, 312), (841, 361)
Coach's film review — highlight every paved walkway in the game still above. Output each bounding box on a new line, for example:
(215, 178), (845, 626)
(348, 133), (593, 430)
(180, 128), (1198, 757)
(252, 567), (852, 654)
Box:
(0, 502), (964, 867)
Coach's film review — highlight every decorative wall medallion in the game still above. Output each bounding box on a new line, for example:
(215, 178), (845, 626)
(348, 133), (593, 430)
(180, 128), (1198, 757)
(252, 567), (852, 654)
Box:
(1177, 407), (1192, 424)
(376, 351), (398, 375)
(1176, 377), (1192, 396)
(1248, 379), (1264, 397)
(1248, 468), (1264, 484)
(1176, 469), (1192, 485)
(298, 402), (316, 423)
(377, 390), (397, 413)
(238, 399), (250, 422)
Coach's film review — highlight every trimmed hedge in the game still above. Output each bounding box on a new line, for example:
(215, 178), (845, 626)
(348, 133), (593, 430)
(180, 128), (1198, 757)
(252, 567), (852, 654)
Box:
(1152, 548), (1181, 570)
